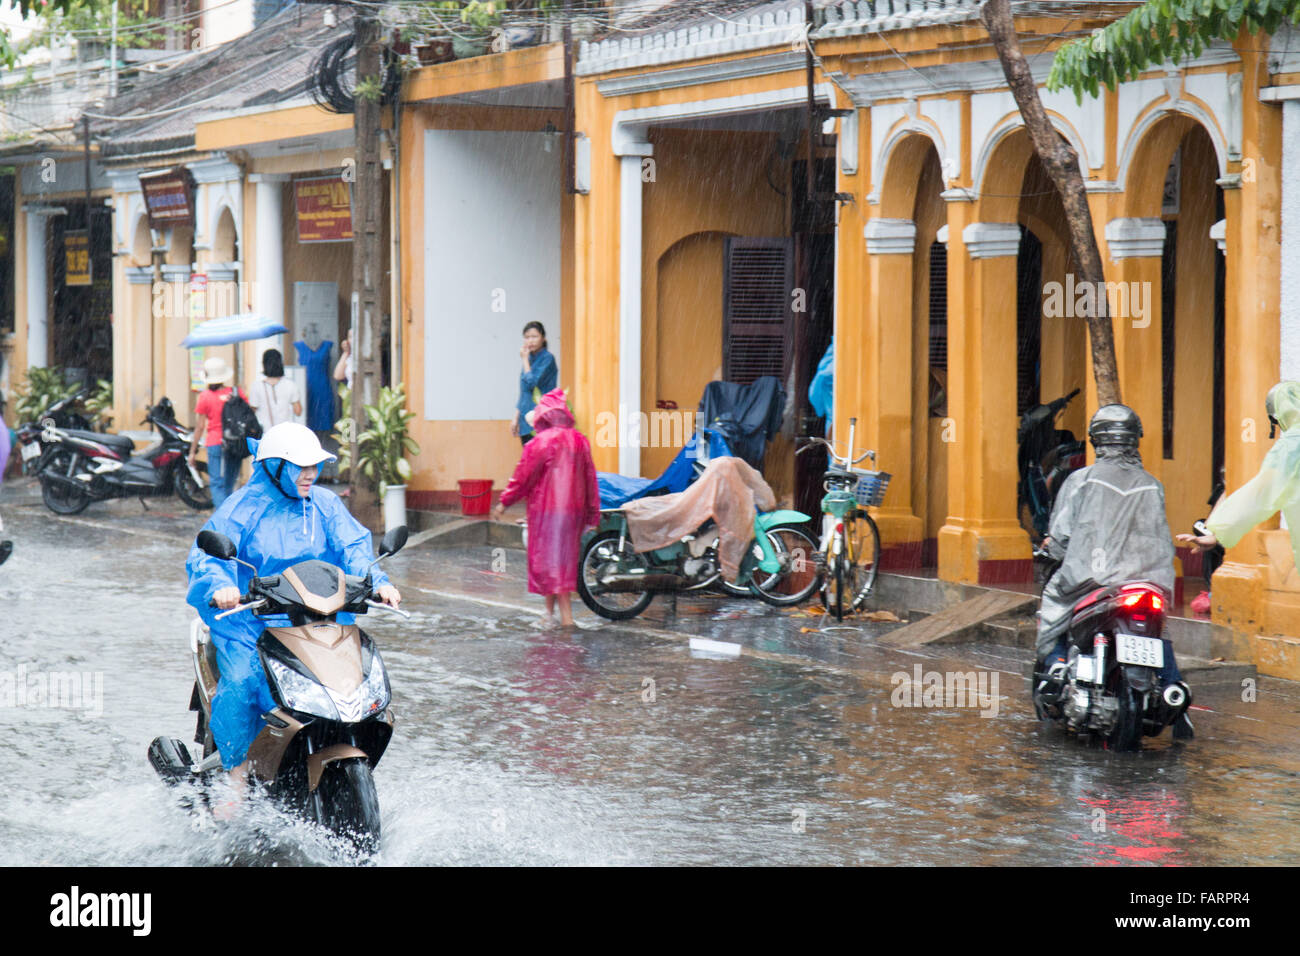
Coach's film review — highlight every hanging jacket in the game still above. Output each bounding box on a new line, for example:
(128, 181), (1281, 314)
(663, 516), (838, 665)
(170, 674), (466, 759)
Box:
(1037, 446), (1175, 657)
(1207, 381), (1300, 571)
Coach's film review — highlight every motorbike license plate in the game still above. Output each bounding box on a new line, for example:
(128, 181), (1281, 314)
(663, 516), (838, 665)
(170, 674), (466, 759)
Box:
(20, 441), (40, 462)
(1116, 633), (1164, 668)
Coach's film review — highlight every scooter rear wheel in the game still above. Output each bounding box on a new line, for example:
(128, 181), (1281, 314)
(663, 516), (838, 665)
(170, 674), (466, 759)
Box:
(577, 530), (655, 621)
(39, 448), (91, 515)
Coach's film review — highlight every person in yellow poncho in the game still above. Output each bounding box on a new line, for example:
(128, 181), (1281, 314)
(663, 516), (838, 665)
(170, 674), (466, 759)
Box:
(1179, 382), (1300, 570)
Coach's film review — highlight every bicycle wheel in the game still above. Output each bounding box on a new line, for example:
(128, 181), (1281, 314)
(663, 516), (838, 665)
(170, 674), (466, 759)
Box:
(845, 510), (882, 611)
(749, 526), (820, 607)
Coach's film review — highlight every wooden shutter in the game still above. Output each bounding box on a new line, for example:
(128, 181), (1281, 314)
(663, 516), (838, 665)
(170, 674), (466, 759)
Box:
(724, 237), (793, 385)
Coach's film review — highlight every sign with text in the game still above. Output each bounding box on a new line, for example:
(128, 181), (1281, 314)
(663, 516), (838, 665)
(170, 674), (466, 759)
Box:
(294, 176), (353, 243)
(139, 167), (195, 228)
(65, 230), (91, 286)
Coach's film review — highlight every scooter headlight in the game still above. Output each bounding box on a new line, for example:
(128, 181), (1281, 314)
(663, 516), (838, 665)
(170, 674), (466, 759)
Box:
(266, 656), (338, 720)
(360, 647), (391, 716)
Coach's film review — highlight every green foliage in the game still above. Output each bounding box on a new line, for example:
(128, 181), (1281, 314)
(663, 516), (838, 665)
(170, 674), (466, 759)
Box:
(333, 383), (420, 497)
(1, 0), (160, 69)
(83, 378), (113, 431)
(1049, 0), (1300, 99)
(14, 366), (78, 423)
(332, 382), (353, 478)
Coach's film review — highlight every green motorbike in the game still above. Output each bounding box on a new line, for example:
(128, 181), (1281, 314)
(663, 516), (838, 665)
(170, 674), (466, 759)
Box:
(577, 508), (820, 621)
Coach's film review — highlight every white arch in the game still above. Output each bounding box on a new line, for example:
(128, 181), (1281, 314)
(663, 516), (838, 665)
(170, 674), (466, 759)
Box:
(871, 118), (950, 204)
(1116, 97), (1227, 194)
(972, 113), (1092, 198)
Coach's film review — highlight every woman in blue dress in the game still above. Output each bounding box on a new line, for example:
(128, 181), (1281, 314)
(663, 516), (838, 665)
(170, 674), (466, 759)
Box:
(512, 321), (557, 445)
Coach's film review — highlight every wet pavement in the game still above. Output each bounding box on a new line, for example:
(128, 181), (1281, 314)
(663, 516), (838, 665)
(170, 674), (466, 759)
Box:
(2, 484), (1300, 865)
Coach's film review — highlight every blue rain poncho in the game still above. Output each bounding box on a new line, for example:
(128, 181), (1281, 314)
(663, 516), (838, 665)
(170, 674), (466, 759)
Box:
(808, 338), (834, 419)
(185, 439), (390, 769)
(1207, 381), (1300, 570)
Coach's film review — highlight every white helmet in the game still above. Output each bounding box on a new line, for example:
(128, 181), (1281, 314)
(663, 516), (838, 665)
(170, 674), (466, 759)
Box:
(255, 422), (337, 466)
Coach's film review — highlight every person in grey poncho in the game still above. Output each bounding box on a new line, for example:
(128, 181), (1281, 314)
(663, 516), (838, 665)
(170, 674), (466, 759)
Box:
(1036, 405), (1186, 700)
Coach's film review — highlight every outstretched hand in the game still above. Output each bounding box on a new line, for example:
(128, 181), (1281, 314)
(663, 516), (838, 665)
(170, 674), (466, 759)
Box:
(1176, 533), (1219, 552)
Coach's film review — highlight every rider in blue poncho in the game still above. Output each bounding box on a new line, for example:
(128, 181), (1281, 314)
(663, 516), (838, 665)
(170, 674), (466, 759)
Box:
(185, 422), (401, 792)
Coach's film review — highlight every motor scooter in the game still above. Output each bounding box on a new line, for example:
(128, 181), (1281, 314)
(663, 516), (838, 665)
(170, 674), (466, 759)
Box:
(1018, 388), (1085, 542)
(32, 398), (210, 514)
(148, 526), (411, 853)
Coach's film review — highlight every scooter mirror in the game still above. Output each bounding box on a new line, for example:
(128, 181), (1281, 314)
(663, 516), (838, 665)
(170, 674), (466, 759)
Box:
(378, 525), (408, 558)
(197, 530), (237, 561)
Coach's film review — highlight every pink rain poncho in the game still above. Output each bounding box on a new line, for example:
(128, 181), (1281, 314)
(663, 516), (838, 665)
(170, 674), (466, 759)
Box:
(499, 389), (600, 595)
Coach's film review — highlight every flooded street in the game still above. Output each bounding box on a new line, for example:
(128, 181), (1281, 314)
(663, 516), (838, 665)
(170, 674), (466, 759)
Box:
(2, 500), (1299, 866)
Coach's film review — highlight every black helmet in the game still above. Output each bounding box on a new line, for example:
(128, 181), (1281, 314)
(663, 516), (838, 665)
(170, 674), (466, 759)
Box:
(1088, 404), (1142, 448)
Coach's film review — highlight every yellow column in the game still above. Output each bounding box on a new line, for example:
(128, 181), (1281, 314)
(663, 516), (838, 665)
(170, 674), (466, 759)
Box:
(1214, 42), (1288, 667)
(863, 217), (923, 565)
(1102, 217), (1166, 478)
(938, 218), (1032, 584)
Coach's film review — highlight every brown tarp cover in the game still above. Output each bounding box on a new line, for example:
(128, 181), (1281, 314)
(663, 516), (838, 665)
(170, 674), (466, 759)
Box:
(620, 456), (776, 579)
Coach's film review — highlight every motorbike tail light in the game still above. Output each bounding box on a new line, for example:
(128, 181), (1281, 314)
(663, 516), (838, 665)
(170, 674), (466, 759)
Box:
(835, 522), (843, 534)
(1118, 590), (1163, 613)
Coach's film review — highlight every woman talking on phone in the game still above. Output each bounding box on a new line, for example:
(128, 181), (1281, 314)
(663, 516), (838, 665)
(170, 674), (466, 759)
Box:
(511, 321), (557, 446)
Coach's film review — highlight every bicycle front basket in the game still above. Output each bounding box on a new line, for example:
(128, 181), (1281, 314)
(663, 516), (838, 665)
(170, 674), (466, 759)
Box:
(853, 470), (892, 508)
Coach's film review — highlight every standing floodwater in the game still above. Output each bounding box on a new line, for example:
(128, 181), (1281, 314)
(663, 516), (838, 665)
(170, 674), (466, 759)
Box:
(1, 503), (1299, 865)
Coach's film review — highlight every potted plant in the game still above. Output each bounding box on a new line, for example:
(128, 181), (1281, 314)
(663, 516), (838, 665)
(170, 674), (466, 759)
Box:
(335, 384), (420, 531)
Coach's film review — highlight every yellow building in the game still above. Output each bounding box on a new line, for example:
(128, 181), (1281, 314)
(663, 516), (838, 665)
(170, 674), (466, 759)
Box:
(398, 1), (1299, 675)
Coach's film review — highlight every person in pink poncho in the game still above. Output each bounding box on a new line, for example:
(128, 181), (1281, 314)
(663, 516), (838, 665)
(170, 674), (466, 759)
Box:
(494, 388), (600, 626)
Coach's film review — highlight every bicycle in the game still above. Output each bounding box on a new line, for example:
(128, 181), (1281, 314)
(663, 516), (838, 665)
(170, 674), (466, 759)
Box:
(797, 417), (889, 622)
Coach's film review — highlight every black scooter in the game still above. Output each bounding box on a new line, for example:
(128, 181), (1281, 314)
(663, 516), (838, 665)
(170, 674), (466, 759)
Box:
(35, 398), (210, 514)
(1018, 388), (1085, 543)
(1031, 549), (1193, 750)
(14, 387), (93, 475)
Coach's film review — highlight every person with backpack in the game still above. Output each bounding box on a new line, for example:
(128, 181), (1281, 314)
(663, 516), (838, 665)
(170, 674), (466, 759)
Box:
(188, 357), (260, 510)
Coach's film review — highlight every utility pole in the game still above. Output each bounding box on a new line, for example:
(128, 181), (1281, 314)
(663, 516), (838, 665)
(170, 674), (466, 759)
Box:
(349, 12), (383, 517)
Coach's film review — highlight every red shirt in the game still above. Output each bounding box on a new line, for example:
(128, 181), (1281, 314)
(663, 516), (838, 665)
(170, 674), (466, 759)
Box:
(194, 386), (244, 447)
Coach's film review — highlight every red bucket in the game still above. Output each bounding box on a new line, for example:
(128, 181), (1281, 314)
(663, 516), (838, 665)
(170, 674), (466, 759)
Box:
(457, 479), (494, 516)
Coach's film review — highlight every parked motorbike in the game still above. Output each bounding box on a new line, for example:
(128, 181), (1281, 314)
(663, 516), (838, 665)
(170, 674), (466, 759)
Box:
(33, 397), (210, 515)
(148, 526), (411, 853)
(1031, 549), (1192, 750)
(14, 387), (92, 475)
(1017, 388), (1085, 542)
(577, 506), (819, 621)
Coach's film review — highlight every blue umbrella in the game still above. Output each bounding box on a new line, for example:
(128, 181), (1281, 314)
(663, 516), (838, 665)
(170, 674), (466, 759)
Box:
(180, 313), (289, 348)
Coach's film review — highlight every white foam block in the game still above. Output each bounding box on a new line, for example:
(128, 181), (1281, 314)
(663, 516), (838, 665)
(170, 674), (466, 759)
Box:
(688, 637), (743, 658)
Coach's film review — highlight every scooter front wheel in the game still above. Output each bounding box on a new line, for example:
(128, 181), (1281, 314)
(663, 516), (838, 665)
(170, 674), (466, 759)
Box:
(315, 758), (381, 854)
(175, 461), (212, 510)
(577, 530), (655, 620)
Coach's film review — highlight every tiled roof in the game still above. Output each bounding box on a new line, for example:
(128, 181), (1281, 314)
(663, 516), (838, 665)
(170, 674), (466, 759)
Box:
(93, 1), (354, 160)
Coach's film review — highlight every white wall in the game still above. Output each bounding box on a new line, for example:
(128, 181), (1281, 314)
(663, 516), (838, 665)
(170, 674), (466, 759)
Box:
(423, 129), (562, 420)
